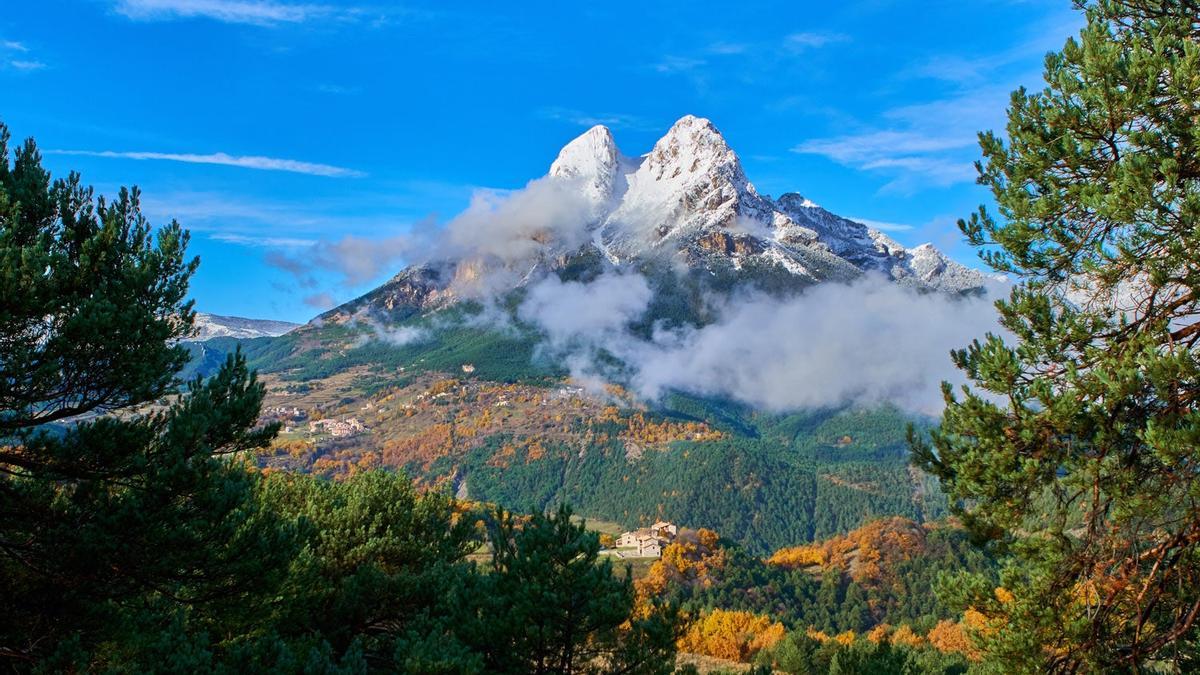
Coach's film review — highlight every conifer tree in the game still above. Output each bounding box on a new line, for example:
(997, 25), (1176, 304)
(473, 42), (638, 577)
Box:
(473, 506), (678, 674)
(913, 1), (1200, 669)
(0, 122), (291, 667)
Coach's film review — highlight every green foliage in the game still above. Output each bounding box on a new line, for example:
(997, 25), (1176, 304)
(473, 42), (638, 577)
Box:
(0, 129), (676, 673)
(0, 123), (291, 667)
(0, 122), (197, 430)
(252, 470), (483, 670)
(468, 506), (677, 674)
(431, 401), (939, 554)
(656, 528), (994, 637)
(762, 632), (967, 675)
(913, 1), (1200, 670)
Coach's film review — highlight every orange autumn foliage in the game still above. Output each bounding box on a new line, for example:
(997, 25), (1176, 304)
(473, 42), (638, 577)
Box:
(677, 609), (785, 662)
(767, 517), (929, 588)
(866, 623), (892, 644)
(926, 619), (983, 662)
(890, 624), (926, 648)
(620, 412), (724, 446)
(766, 544), (827, 568)
(637, 528), (727, 600)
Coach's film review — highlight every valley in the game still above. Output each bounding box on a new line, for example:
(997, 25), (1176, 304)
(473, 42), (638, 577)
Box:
(183, 115), (976, 555)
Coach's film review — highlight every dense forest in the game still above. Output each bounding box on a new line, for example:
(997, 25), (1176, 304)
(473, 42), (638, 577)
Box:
(4, 0), (1200, 672)
(196, 320), (945, 555)
(641, 519), (997, 673)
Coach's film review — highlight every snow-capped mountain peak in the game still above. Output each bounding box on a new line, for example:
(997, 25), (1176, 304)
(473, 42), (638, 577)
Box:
(192, 313), (300, 341)
(548, 125), (637, 210)
(327, 115), (994, 323)
(599, 115), (778, 255)
(589, 116), (988, 292)
(641, 115), (741, 182)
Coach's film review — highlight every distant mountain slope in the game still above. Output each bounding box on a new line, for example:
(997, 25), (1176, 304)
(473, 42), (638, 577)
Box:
(192, 313), (299, 340)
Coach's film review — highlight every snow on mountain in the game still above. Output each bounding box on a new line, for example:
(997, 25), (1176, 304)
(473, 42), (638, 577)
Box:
(557, 114), (990, 294)
(548, 125), (639, 213)
(192, 313), (300, 340)
(601, 115), (775, 253)
(326, 115), (992, 323)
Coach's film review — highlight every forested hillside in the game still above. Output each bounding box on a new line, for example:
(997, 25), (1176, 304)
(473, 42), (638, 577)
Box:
(187, 315), (945, 554)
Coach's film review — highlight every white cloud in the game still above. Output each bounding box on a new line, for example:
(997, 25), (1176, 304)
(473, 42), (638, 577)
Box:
(794, 129), (974, 165)
(8, 60), (46, 71)
(538, 107), (655, 131)
(303, 291), (336, 309)
(433, 176), (596, 296)
(791, 9), (1082, 195)
(706, 42), (748, 55)
(211, 233), (317, 248)
(518, 273), (653, 350)
(783, 31), (849, 51)
(791, 89), (1003, 193)
(267, 232), (414, 287)
(2, 40), (44, 71)
(315, 83), (361, 95)
(47, 149), (364, 177)
(111, 0), (339, 25)
(848, 217), (914, 233)
(356, 321), (428, 347)
(517, 273), (1001, 415)
(653, 56), (706, 74)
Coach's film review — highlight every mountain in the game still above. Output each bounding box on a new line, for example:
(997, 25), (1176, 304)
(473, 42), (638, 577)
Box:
(324, 115), (988, 324)
(199, 116), (999, 554)
(192, 313), (300, 340)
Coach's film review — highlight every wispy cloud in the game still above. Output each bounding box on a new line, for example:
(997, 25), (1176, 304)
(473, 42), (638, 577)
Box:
(8, 60), (46, 71)
(792, 9), (1082, 195)
(111, 0), (343, 26)
(848, 216), (914, 232)
(538, 107), (655, 131)
(315, 83), (361, 95)
(653, 55), (706, 74)
(783, 31), (849, 51)
(211, 233), (317, 248)
(2, 38), (43, 72)
(792, 89), (1004, 194)
(652, 30), (848, 93)
(46, 149), (365, 177)
(705, 41), (748, 55)
(303, 292), (336, 309)
(267, 231), (416, 286)
(795, 129), (973, 164)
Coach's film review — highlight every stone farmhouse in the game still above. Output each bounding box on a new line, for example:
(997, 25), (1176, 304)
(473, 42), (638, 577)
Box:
(615, 521), (678, 558)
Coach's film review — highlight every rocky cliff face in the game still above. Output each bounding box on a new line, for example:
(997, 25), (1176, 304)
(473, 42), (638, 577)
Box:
(325, 115), (991, 323)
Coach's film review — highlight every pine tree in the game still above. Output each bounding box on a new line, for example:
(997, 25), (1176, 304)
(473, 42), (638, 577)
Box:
(912, 1), (1200, 670)
(0, 122), (292, 668)
(472, 506), (677, 674)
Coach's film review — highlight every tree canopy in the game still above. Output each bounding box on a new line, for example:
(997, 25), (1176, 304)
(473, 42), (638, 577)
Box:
(913, 0), (1200, 670)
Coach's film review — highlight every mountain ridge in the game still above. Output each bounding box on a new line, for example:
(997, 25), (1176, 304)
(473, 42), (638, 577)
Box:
(192, 312), (300, 340)
(320, 115), (993, 325)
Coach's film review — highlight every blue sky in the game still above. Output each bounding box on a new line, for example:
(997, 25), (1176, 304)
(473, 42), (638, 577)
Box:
(2, 0), (1082, 322)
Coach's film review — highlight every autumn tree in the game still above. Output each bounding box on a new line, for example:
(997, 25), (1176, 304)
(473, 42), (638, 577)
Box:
(677, 609), (784, 663)
(913, 0), (1200, 670)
